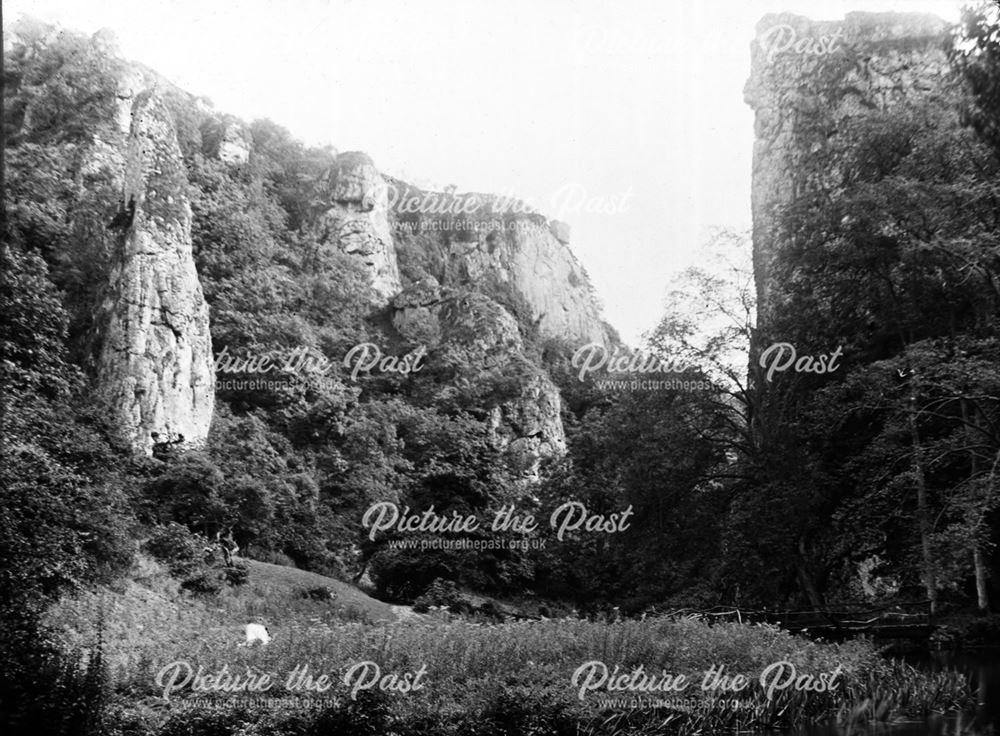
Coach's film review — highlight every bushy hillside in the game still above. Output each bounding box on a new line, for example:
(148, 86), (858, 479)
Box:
(6, 7), (1000, 735)
(2, 18), (568, 601)
(5, 3), (1000, 667)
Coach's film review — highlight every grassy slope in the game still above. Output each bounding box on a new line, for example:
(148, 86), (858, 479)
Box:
(241, 559), (398, 623)
(42, 556), (973, 732)
(43, 554), (402, 673)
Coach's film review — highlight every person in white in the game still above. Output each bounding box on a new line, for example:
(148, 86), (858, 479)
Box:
(242, 622), (271, 646)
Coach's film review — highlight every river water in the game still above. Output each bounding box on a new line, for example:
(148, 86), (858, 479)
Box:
(913, 649), (1000, 734)
(797, 648), (1000, 736)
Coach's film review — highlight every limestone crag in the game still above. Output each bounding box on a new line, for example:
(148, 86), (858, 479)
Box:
(8, 18), (618, 474)
(392, 281), (566, 479)
(458, 208), (608, 346)
(486, 372), (566, 480)
(744, 11), (950, 319)
(388, 182), (610, 348)
(218, 121), (252, 165)
(94, 91), (215, 455)
(313, 152), (401, 301)
(549, 219), (571, 245)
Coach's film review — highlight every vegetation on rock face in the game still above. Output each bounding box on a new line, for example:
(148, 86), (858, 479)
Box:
(4, 3), (1000, 609)
(1, 20), (556, 608)
(730, 1), (1000, 611)
(1, 231), (136, 736)
(4, 5), (1000, 732)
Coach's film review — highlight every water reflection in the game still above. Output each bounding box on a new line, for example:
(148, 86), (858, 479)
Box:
(916, 648), (1000, 733)
(795, 648), (999, 736)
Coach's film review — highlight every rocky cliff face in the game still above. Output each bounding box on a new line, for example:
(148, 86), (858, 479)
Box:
(93, 89), (215, 455)
(744, 11), (950, 321)
(306, 162), (607, 345)
(387, 181), (611, 347)
(447, 202), (609, 347)
(392, 278), (566, 479)
(305, 167), (610, 472)
(310, 152), (402, 302)
(7, 20), (613, 468)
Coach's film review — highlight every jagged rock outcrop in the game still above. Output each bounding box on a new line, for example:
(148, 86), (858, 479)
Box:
(486, 372), (565, 479)
(112, 66), (154, 135)
(391, 280), (566, 479)
(744, 11), (949, 320)
(94, 90), (215, 455)
(387, 181), (610, 347)
(549, 219), (571, 245)
(7, 19), (613, 469)
(217, 121), (252, 165)
(312, 152), (401, 302)
(463, 206), (607, 346)
(5, 22), (213, 456)
(87, 29), (157, 137)
(201, 115), (253, 166)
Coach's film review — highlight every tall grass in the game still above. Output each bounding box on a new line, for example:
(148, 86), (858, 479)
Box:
(0, 609), (111, 736)
(39, 560), (977, 734)
(51, 611), (975, 735)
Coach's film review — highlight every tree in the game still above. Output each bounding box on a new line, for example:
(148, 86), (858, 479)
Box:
(953, 0), (1000, 157)
(140, 453), (227, 535)
(0, 244), (76, 399)
(749, 66), (1000, 608)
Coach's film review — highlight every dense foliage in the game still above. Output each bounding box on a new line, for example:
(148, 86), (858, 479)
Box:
(718, 1), (1000, 610)
(4, 4), (1000, 655)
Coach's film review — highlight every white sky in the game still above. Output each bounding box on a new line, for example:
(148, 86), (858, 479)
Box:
(6, 0), (964, 343)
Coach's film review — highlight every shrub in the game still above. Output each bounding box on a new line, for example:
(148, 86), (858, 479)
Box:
(180, 570), (224, 595)
(140, 454), (226, 531)
(157, 707), (255, 736)
(143, 524), (247, 593)
(222, 562), (250, 587)
(413, 578), (470, 614)
(143, 523), (207, 580)
(0, 617), (110, 736)
(297, 585), (335, 601)
(470, 688), (577, 736)
(307, 688), (392, 736)
(251, 549), (298, 568)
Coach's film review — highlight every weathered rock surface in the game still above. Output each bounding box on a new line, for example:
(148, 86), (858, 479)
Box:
(8, 19), (615, 468)
(217, 121), (252, 165)
(476, 210), (607, 346)
(744, 11), (950, 320)
(94, 91), (215, 455)
(388, 182), (610, 347)
(112, 66), (153, 135)
(549, 219), (571, 245)
(391, 281), (566, 479)
(312, 152), (401, 302)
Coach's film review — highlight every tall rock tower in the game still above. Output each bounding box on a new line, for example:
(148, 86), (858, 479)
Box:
(94, 90), (215, 455)
(312, 151), (402, 303)
(744, 12), (950, 323)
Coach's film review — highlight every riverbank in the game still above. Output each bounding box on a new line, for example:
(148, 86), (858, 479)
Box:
(931, 612), (1000, 649)
(35, 560), (975, 736)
